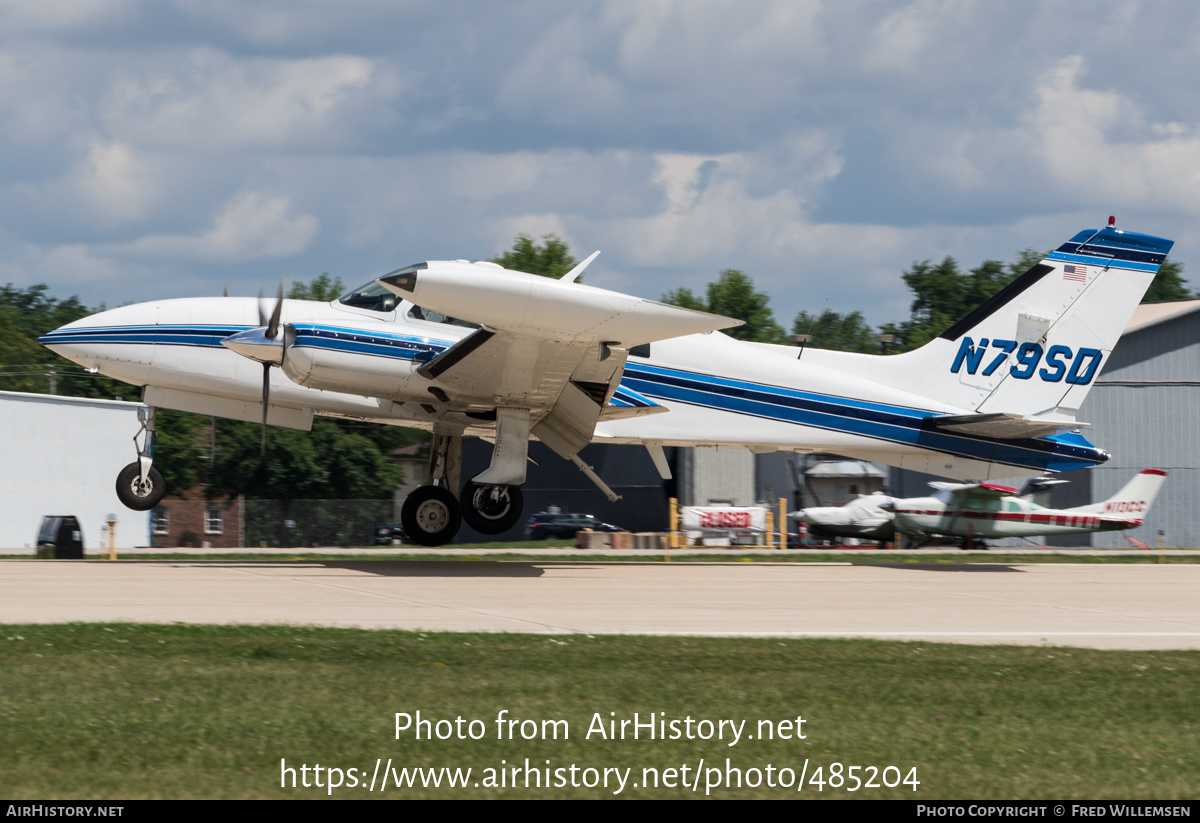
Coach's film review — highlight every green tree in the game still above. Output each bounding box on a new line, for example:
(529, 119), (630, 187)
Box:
(1144, 259), (1192, 302)
(791, 309), (879, 354)
(0, 283), (137, 399)
(883, 251), (1043, 352)
(288, 273), (345, 302)
(206, 418), (399, 502)
(491, 234), (577, 279)
(662, 269), (787, 344)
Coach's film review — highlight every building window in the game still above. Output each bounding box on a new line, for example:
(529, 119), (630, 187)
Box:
(152, 507), (169, 535)
(205, 508), (224, 535)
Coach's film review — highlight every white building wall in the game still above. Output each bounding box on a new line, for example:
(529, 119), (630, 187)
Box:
(681, 446), (755, 506)
(0, 392), (151, 550)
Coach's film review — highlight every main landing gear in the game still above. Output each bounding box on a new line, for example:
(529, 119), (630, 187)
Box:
(115, 406), (166, 511)
(401, 414), (533, 547)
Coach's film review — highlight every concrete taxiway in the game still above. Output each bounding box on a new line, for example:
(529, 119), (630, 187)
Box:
(2, 560), (1199, 650)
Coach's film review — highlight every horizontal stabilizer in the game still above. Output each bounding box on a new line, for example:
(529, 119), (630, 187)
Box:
(925, 412), (1089, 440)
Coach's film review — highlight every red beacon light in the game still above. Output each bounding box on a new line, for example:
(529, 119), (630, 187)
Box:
(1108, 215), (1116, 227)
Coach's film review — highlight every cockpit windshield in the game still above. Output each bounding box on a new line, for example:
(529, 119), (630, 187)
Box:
(337, 264), (427, 313)
(337, 264), (480, 328)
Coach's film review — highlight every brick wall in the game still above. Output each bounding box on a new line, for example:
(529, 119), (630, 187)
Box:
(149, 492), (243, 548)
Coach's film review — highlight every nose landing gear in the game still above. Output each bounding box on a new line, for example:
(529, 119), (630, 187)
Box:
(115, 406), (166, 511)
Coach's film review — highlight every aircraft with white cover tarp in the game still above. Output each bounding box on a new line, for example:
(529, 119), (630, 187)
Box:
(40, 219), (1173, 545)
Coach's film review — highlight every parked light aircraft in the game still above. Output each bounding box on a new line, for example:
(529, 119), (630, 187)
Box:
(791, 475), (1067, 544)
(40, 222), (1173, 545)
(881, 468), (1167, 549)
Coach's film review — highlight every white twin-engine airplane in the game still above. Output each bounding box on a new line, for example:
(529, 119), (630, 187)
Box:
(40, 222), (1173, 546)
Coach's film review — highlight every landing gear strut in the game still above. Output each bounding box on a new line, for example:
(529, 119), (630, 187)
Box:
(400, 412), (534, 546)
(115, 405), (165, 511)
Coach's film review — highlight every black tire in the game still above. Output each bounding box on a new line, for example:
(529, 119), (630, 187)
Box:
(115, 462), (166, 511)
(459, 482), (524, 535)
(401, 486), (461, 547)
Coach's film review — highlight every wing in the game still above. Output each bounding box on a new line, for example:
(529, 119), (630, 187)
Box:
(930, 481), (1018, 507)
(378, 264), (739, 458)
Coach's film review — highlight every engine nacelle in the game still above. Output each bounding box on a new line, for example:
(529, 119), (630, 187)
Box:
(280, 321), (452, 400)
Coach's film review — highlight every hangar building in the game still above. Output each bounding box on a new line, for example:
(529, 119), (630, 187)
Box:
(1049, 299), (1200, 547)
(0, 391), (151, 550)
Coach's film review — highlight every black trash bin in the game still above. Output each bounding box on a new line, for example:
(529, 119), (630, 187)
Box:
(36, 516), (85, 559)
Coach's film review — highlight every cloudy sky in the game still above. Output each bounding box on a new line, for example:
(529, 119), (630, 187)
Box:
(3, 0), (1199, 327)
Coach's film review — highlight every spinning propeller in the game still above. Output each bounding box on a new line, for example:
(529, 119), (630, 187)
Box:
(257, 280), (284, 454)
(219, 280), (286, 455)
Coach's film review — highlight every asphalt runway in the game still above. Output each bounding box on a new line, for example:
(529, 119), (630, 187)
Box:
(3, 559), (1200, 650)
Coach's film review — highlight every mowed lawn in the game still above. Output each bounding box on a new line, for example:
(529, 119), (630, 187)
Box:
(2, 624), (1196, 799)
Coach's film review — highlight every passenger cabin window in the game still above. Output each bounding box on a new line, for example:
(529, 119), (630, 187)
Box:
(405, 304), (481, 329)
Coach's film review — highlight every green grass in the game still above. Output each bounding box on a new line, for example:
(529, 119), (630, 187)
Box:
(2, 625), (1197, 799)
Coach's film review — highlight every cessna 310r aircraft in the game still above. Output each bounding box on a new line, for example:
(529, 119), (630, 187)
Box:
(39, 220), (1172, 545)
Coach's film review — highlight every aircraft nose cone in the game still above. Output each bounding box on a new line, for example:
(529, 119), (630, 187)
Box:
(37, 312), (115, 364)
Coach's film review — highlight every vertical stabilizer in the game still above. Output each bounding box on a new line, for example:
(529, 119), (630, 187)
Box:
(885, 226), (1173, 419)
(1069, 469), (1167, 517)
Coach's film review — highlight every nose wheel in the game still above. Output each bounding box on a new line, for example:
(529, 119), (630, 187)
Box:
(116, 405), (165, 511)
(460, 482), (524, 535)
(115, 462), (165, 511)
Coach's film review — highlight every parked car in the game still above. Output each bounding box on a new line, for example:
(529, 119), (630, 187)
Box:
(523, 512), (625, 541)
(374, 523), (408, 545)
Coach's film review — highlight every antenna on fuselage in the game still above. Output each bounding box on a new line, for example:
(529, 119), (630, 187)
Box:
(795, 297), (829, 360)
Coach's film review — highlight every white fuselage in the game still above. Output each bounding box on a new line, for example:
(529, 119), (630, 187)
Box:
(890, 495), (1143, 539)
(40, 292), (1107, 482)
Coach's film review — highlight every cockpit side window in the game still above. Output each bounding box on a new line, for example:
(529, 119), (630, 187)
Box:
(406, 304), (481, 329)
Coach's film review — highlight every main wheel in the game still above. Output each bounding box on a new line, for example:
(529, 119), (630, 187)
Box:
(401, 486), (461, 546)
(115, 462), (166, 511)
(459, 482), (524, 535)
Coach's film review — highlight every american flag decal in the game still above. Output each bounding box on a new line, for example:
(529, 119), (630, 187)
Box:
(1063, 264), (1088, 281)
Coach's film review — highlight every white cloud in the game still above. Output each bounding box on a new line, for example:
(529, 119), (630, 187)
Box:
(75, 140), (158, 223)
(99, 50), (392, 151)
(117, 191), (318, 261)
(1027, 56), (1200, 214)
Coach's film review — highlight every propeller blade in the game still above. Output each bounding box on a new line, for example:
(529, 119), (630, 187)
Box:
(265, 279), (284, 339)
(261, 362), (270, 456)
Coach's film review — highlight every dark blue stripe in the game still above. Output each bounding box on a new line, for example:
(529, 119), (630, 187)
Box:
(623, 365), (1105, 472)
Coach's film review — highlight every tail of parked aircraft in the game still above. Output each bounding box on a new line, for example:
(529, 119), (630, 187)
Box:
(877, 222), (1173, 435)
(1068, 469), (1167, 518)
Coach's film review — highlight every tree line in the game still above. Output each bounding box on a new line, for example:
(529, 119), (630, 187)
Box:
(0, 235), (1191, 501)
